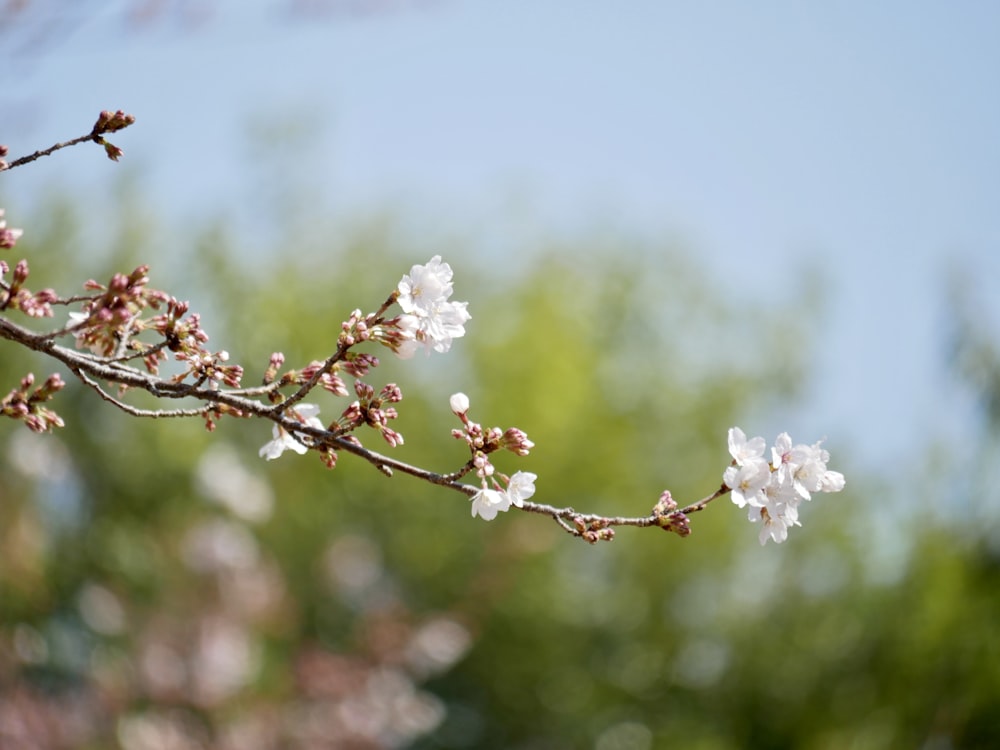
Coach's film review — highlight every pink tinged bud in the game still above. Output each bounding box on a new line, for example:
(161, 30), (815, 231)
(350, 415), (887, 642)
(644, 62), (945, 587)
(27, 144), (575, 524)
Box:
(579, 518), (614, 544)
(44, 373), (65, 392)
(449, 392), (470, 416)
(13, 259), (29, 285)
(300, 361), (323, 381)
(502, 427), (534, 456)
(222, 366), (243, 388)
(653, 490), (677, 515)
(40, 409), (64, 429)
(321, 373), (348, 397)
(380, 384), (403, 403)
(103, 142), (124, 161)
(662, 511), (691, 537)
(320, 447), (338, 469)
(381, 428), (404, 447)
(341, 401), (364, 426)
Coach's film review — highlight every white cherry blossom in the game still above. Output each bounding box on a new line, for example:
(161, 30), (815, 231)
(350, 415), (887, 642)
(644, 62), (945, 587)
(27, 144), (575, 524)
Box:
(259, 404), (323, 460)
(505, 471), (537, 508)
(470, 488), (510, 521)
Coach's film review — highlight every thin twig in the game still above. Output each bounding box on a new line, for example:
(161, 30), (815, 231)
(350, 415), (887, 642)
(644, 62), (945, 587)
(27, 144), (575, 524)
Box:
(2, 134), (100, 171)
(73, 368), (211, 418)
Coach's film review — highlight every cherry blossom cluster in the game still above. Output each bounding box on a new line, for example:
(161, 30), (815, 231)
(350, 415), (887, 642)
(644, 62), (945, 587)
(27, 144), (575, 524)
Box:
(393, 255), (471, 358)
(723, 427), (845, 544)
(448, 392), (537, 520)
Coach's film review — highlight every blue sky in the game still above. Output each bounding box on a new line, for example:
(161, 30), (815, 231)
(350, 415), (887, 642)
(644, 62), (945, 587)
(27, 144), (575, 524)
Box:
(3, 1), (1000, 474)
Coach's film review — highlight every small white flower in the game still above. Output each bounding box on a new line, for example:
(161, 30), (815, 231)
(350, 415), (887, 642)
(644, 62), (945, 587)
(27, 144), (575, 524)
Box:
(67, 310), (104, 355)
(505, 471), (537, 508)
(259, 404), (323, 461)
(470, 488), (510, 521)
(398, 255), (455, 316)
(723, 458), (770, 508)
(728, 427), (767, 466)
(791, 447), (825, 499)
(748, 502), (800, 545)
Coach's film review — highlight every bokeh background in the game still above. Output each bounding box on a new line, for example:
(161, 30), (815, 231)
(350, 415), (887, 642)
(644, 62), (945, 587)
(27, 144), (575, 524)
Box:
(2, 2), (1000, 748)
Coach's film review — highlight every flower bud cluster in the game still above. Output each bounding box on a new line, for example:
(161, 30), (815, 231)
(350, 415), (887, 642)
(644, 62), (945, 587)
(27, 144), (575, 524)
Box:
(1, 372), (66, 433)
(337, 381), (405, 448)
(91, 110), (135, 162)
(448, 393), (537, 520)
(723, 427), (845, 545)
(263, 352), (286, 385)
(0, 258), (58, 317)
(573, 516), (616, 544)
(339, 308), (380, 348)
(296, 360), (349, 397)
(70, 266), (169, 358)
(92, 110), (136, 135)
(391, 255), (471, 358)
(652, 490), (691, 538)
(449, 392), (535, 480)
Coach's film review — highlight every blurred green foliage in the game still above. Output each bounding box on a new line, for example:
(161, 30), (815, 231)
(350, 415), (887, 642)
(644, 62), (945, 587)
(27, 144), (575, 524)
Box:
(1, 195), (998, 749)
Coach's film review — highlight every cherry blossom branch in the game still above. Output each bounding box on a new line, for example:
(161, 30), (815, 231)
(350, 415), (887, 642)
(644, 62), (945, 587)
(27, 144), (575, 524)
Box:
(0, 111), (847, 548)
(0, 247), (846, 545)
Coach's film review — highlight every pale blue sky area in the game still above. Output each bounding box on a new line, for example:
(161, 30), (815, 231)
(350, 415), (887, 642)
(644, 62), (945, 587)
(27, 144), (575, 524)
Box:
(3, 1), (999, 474)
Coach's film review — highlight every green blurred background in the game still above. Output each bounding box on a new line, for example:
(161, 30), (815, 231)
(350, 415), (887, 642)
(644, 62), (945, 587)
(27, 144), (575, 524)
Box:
(3, 2), (1000, 749)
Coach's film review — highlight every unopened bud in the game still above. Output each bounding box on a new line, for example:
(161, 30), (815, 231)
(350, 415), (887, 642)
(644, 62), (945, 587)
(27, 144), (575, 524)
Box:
(449, 392), (470, 416)
(103, 142), (124, 162)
